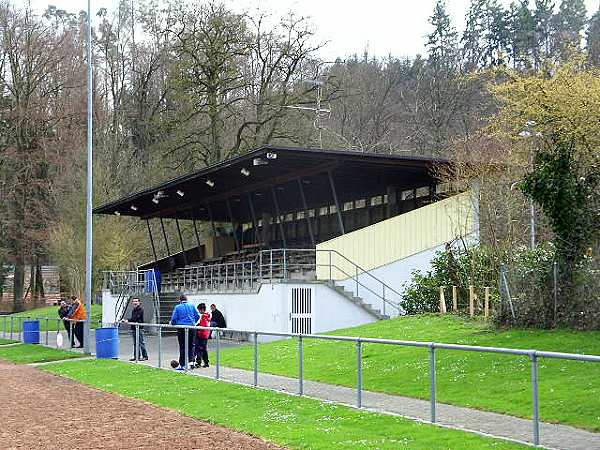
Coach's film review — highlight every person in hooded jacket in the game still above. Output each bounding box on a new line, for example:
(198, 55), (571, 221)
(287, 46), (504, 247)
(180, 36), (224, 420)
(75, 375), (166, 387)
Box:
(195, 303), (211, 368)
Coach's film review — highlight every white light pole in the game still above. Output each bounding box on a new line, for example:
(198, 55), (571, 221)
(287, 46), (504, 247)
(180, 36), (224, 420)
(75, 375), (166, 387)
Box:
(519, 125), (537, 251)
(84, 0), (94, 354)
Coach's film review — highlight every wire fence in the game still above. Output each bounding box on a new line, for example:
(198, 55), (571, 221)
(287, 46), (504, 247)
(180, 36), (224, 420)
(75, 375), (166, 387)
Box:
(3, 316), (600, 447)
(499, 260), (600, 328)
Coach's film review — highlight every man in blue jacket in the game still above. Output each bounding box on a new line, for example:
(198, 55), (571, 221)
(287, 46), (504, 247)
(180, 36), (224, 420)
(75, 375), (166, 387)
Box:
(170, 294), (199, 370)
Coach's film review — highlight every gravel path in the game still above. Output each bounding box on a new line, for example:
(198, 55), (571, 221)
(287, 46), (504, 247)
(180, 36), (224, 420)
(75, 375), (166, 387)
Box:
(0, 360), (282, 450)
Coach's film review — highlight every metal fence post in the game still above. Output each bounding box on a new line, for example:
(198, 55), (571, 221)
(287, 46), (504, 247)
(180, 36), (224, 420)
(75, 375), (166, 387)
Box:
(553, 261), (558, 322)
(253, 331), (259, 387)
(157, 325), (162, 368)
(531, 351), (540, 446)
(70, 321), (74, 350)
(45, 318), (49, 345)
(216, 330), (221, 380)
(299, 334), (304, 396)
(3, 315), (6, 338)
(184, 327), (189, 371)
(356, 338), (362, 408)
(135, 324), (140, 362)
(430, 344), (437, 423)
(9, 316), (13, 339)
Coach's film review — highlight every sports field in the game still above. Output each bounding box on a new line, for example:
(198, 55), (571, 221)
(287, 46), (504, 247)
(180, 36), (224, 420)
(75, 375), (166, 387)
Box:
(0, 344), (527, 450)
(220, 314), (600, 431)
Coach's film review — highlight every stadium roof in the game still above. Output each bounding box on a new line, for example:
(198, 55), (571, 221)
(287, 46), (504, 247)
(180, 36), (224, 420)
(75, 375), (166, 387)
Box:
(93, 145), (450, 223)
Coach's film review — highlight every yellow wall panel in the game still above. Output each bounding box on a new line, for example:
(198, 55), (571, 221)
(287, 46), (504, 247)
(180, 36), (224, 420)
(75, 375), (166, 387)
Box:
(316, 192), (476, 280)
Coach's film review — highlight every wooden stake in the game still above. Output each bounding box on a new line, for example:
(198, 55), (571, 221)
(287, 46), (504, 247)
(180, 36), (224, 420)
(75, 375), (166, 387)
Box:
(469, 285), (475, 317)
(452, 286), (458, 311)
(439, 287), (447, 314)
(484, 287), (490, 318)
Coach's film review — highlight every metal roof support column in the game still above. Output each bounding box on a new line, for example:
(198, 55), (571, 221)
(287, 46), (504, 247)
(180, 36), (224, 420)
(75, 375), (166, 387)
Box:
(160, 218), (170, 255)
(247, 193), (259, 244)
(146, 219), (158, 262)
(206, 203), (220, 256)
(297, 179), (315, 247)
(328, 169), (345, 235)
(226, 198), (240, 251)
(192, 216), (203, 260)
(175, 213), (187, 266)
(270, 186), (287, 248)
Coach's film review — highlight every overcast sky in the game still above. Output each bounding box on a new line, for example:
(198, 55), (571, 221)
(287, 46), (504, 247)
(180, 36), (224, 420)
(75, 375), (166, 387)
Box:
(21, 0), (600, 59)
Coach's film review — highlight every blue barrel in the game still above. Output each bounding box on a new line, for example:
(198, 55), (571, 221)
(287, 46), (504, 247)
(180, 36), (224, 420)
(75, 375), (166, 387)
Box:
(95, 327), (120, 359)
(23, 320), (40, 344)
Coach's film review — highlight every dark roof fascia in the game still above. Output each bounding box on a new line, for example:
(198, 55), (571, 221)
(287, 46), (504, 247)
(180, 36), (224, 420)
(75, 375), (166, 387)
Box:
(93, 145), (451, 214)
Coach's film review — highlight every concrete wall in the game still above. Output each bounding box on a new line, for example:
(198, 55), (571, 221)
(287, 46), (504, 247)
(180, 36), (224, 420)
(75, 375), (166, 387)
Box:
(102, 282), (377, 339)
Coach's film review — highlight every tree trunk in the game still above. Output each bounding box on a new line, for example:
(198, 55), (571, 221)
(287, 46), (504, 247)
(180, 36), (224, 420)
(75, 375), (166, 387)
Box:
(13, 258), (25, 313)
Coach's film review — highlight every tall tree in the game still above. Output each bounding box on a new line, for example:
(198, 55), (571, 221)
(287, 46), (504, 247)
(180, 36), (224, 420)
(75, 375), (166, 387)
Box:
(533, 0), (556, 64)
(0, 4), (84, 310)
(510, 0), (537, 69)
(586, 7), (600, 66)
(554, 0), (587, 58)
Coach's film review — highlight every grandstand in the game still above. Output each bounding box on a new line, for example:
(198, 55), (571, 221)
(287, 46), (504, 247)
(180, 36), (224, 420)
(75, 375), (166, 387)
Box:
(95, 146), (477, 338)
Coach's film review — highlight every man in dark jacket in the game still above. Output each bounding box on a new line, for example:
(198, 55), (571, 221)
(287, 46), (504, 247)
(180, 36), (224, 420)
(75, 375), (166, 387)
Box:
(123, 297), (148, 361)
(210, 304), (226, 328)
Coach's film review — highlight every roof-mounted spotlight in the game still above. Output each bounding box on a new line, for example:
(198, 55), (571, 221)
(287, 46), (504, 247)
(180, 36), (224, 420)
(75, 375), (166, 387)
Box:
(130, 205), (138, 211)
(152, 198), (159, 204)
(205, 179), (215, 187)
(176, 190), (185, 197)
(114, 211), (121, 216)
(240, 168), (250, 176)
(253, 157), (268, 166)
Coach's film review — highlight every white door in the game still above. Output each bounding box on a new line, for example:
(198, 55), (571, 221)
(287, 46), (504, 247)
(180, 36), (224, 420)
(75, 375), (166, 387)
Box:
(290, 287), (312, 334)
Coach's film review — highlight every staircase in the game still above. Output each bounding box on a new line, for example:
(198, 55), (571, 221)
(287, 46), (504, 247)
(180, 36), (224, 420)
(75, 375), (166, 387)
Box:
(326, 280), (390, 320)
(158, 292), (181, 329)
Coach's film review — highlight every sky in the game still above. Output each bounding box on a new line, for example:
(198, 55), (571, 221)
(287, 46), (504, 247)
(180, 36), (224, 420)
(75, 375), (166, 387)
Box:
(21, 0), (600, 60)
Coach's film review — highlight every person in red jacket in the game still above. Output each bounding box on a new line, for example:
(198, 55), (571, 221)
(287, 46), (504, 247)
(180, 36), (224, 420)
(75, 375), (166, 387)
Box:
(194, 303), (211, 368)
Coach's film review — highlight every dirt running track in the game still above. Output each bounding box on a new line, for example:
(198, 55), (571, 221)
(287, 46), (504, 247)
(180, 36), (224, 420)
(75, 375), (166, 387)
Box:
(0, 360), (283, 450)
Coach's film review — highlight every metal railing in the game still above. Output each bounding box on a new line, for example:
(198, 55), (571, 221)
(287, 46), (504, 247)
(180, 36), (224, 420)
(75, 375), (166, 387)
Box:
(259, 249), (403, 316)
(161, 260), (258, 294)
(4, 315), (600, 447)
(103, 269), (160, 324)
(101, 320), (600, 448)
(0, 315), (87, 351)
(106, 249), (403, 317)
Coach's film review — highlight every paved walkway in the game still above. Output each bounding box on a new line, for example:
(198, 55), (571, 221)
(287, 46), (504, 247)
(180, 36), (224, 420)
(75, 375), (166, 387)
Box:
(9, 329), (600, 449)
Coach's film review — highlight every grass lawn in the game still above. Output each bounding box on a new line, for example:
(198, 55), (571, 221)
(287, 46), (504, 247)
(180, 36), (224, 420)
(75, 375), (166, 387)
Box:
(43, 359), (526, 450)
(0, 337), (18, 345)
(0, 304), (102, 332)
(0, 343), (85, 364)
(220, 314), (600, 432)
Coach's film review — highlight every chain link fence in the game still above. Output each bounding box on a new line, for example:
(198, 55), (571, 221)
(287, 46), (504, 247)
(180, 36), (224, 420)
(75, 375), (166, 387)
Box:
(498, 259), (600, 329)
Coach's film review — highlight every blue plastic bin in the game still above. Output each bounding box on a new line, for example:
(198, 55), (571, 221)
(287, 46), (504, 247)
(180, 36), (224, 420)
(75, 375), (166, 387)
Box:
(95, 327), (120, 359)
(23, 320), (40, 344)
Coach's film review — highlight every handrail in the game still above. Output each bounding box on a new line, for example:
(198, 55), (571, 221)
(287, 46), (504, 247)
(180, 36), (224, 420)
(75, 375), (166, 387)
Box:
(104, 249), (404, 316)
(260, 248), (403, 315)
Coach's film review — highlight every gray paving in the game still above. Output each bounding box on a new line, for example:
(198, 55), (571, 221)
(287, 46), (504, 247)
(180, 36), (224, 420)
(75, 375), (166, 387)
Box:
(7, 327), (600, 450)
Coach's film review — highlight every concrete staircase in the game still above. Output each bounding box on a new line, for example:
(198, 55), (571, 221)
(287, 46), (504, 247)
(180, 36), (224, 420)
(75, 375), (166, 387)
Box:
(326, 281), (390, 320)
(158, 292), (181, 328)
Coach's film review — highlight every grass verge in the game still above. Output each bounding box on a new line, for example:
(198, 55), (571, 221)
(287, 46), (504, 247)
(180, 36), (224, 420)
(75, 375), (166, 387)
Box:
(0, 343), (85, 364)
(43, 359), (526, 449)
(220, 314), (600, 431)
(0, 304), (102, 332)
(0, 338), (18, 345)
